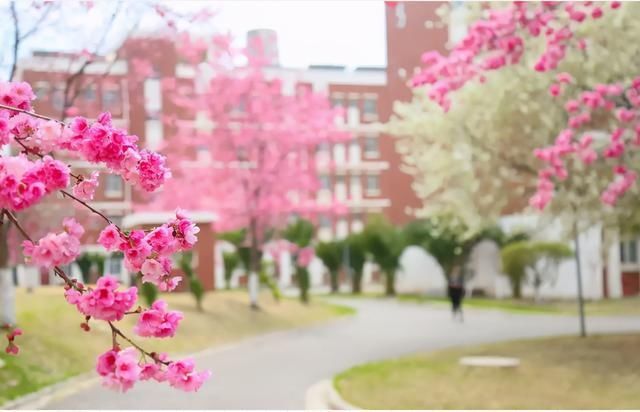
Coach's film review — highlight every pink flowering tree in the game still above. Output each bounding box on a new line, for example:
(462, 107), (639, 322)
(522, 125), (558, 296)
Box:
(147, 34), (349, 308)
(406, 1), (640, 336)
(0, 80), (210, 392)
(390, 2), (640, 236)
(282, 218), (316, 303)
(1, 1), (216, 326)
(411, 1), (640, 217)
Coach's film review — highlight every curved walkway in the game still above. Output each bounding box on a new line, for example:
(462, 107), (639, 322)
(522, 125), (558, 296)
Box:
(43, 298), (640, 409)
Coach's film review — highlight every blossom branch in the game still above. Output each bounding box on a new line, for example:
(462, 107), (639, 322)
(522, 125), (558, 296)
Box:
(2, 208), (79, 290)
(108, 322), (170, 366)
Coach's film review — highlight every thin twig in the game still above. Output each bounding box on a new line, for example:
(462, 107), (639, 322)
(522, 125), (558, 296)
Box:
(0, 103), (65, 124)
(108, 322), (170, 366)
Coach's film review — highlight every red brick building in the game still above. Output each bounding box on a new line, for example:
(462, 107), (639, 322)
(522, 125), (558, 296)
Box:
(16, 2), (450, 288)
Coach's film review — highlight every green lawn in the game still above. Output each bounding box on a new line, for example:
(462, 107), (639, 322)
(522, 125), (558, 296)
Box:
(335, 333), (640, 409)
(0, 287), (352, 406)
(397, 294), (640, 315)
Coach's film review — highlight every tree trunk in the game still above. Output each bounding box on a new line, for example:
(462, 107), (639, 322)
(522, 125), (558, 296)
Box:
(0, 222), (17, 326)
(248, 219), (260, 310)
(351, 271), (361, 295)
(329, 270), (339, 294)
(512, 277), (522, 299)
(297, 267), (309, 304)
(384, 271), (396, 296)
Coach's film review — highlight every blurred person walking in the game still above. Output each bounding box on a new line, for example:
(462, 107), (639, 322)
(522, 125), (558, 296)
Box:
(447, 270), (465, 322)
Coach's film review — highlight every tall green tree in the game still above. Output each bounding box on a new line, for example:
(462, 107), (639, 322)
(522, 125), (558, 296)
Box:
(178, 251), (204, 311)
(362, 216), (405, 296)
(283, 218), (315, 303)
(345, 233), (367, 295)
(315, 241), (343, 293)
(222, 252), (239, 290)
(501, 241), (573, 299)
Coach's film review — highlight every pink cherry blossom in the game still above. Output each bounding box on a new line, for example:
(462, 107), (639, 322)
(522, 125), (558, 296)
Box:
(22, 219), (84, 269)
(297, 246), (315, 267)
(0, 154), (70, 211)
(5, 327), (22, 356)
(96, 348), (140, 392)
(134, 300), (183, 338)
(165, 358), (212, 392)
(97, 224), (123, 251)
(65, 276), (137, 322)
(72, 171), (100, 201)
(549, 83), (561, 97)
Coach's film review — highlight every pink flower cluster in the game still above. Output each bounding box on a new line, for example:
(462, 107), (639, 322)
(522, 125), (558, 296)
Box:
(0, 80), (170, 194)
(412, 2), (617, 110)
(531, 77), (640, 209)
(297, 246), (315, 267)
(0, 154), (70, 211)
(0, 81), (35, 112)
(64, 276), (137, 322)
(72, 171), (100, 201)
(61, 113), (170, 192)
(5, 327), (22, 356)
(98, 210), (199, 291)
(97, 348), (211, 393)
(134, 300), (183, 338)
(22, 218), (84, 268)
(601, 166), (637, 206)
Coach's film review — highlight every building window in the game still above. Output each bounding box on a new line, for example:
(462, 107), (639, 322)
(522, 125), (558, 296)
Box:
(336, 219), (348, 240)
(350, 174), (362, 200)
(366, 174), (380, 195)
(335, 175), (346, 201)
(319, 174), (331, 190)
(333, 143), (346, 165)
(144, 78), (162, 117)
(317, 141), (330, 154)
(620, 240), (638, 264)
(347, 98), (360, 127)
(106, 254), (123, 277)
(395, 2), (407, 29)
(34, 82), (49, 100)
(105, 175), (123, 198)
(363, 98), (377, 116)
(145, 119), (164, 150)
(364, 134), (379, 158)
(102, 87), (121, 113)
(52, 85), (65, 111)
(348, 139), (361, 164)
(351, 213), (364, 233)
(83, 85), (96, 102)
(196, 144), (211, 162)
(319, 215), (331, 229)
(330, 97), (343, 108)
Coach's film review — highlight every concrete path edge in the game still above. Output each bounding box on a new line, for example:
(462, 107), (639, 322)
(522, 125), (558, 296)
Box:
(2, 324), (338, 410)
(305, 379), (359, 410)
(1, 372), (99, 410)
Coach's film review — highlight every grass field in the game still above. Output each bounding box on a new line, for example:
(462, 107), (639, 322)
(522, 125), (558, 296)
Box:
(335, 333), (640, 409)
(0, 287), (353, 405)
(397, 294), (640, 315)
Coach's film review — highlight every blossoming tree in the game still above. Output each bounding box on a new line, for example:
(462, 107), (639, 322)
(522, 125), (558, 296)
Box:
(390, 2), (640, 235)
(0, 80), (210, 392)
(149, 35), (349, 308)
(1, 0), (215, 327)
(406, 1), (638, 336)
(410, 1), (637, 215)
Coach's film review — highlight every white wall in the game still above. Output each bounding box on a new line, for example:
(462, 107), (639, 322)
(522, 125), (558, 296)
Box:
(396, 246), (447, 295)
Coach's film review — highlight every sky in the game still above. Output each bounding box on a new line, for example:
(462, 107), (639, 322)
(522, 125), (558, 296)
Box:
(168, 1), (388, 69)
(0, 1), (388, 78)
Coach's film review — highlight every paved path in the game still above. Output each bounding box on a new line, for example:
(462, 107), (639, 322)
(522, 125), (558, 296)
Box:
(43, 299), (640, 409)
